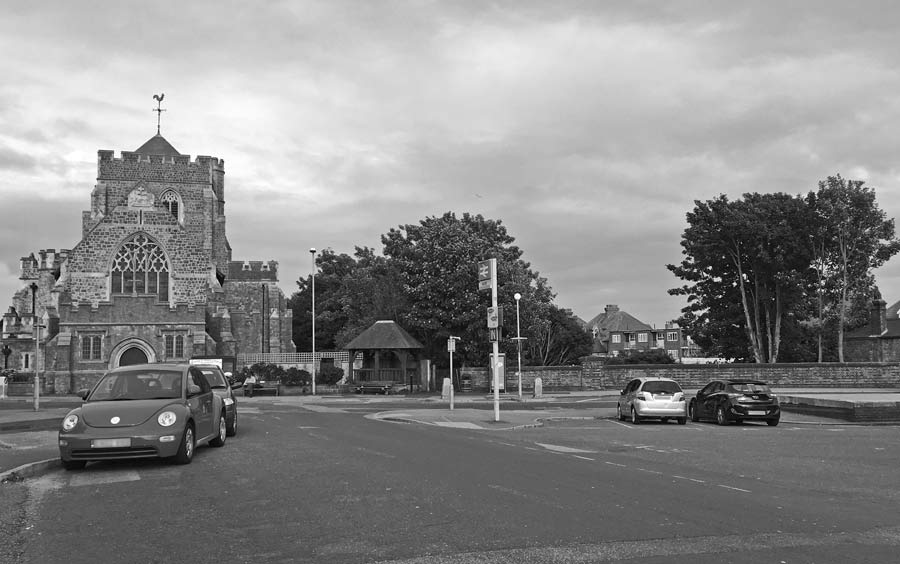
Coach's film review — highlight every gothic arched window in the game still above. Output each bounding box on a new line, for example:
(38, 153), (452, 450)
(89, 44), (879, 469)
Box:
(160, 190), (182, 222)
(110, 234), (170, 301)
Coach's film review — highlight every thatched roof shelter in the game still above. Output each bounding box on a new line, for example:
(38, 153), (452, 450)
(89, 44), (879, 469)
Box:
(345, 320), (424, 389)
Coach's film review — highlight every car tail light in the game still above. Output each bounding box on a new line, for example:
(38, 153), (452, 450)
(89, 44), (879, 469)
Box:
(672, 392), (684, 402)
(636, 392), (649, 401)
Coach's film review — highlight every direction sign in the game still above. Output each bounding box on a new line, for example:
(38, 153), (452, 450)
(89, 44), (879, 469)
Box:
(487, 306), (500, 328)
(478, 258), (495, 292)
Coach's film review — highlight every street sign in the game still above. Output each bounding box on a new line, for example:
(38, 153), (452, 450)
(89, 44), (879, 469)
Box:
(447, 338), (456, 352)
(489, 327), (501, 342)
(478, 258), (495, 292)
(487, 306), (500, 328)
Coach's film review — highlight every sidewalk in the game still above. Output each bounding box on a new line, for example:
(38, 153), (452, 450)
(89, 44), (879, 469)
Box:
(2, 389), (898, 481)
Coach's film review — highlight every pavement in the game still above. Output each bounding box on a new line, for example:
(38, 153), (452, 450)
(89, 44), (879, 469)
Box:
(2, 388), (899, 482)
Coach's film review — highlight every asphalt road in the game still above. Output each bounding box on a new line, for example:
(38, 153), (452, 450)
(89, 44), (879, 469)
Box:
(1, 401), (898, 563)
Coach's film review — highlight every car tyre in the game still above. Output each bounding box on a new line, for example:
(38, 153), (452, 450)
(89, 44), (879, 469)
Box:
(226, 410), (237, 437)
(677, 417), (687, 425)
(631, 407), (641, 425)
(210, 414), (227, 447)
(689, 401), (700, 422)
(173, 425), (195, 464)
(715, 405), (729, 426)
(766, 418), (780, 427)
(62, 460), (86, 471)
(617, 404), (627, 421)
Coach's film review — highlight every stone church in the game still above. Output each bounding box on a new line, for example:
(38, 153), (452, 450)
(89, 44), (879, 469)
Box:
(0, 131), (293, 393)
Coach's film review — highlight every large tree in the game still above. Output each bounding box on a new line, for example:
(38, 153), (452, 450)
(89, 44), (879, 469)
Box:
(290, 212), (589, 368)
(808, 176), (900, 361)
(668, 193), (813, 363)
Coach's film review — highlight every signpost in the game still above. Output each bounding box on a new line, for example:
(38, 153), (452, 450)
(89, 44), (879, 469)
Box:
(447, 336), (460, 410)
(478, 258), (501, 422)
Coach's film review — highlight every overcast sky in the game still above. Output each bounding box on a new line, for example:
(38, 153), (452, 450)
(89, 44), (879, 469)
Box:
(3, 1), (900, 326)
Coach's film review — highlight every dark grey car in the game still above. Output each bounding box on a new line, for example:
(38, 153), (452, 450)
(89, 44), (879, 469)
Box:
(195, 365), (239, 436)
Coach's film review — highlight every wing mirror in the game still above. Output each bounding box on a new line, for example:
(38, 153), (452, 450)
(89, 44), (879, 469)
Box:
(79, 388), (90, 401)
(187, 384), (202, 397)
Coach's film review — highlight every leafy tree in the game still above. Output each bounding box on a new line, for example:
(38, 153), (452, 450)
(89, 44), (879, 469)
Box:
(668, 193), (813, 363)
(520, 303), (593, 365)
(381, 212), (555, 366)
(808, 176), (900, 361)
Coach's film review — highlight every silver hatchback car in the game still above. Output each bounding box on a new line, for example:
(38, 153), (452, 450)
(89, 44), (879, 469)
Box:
(617, 377), (687, 425)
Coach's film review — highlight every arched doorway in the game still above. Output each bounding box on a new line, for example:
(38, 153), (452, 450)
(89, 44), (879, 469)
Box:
(119, 347), (149, 366)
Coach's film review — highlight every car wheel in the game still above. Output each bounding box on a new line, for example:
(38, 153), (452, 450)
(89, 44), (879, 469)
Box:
(631, 407), (641, 424)
(767, 418), (780, 427)
(173, 425), (195, 464)
(716, 405), (729, 426)
(690, 401), (700, 422)
(617, 404), (626, 421)
(677, 417), (687, 425)
(62, 460), (86, 471)
(210, 414), (227, 447)
(226, 410), (237, 437)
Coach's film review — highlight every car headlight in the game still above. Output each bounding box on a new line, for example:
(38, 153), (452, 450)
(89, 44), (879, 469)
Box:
(62, 414), (79, 432)
(158, 411), (177, 427)
(223, 397), (234, 406)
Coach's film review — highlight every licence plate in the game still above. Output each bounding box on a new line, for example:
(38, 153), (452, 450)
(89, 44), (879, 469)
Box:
(92, 438), (131, 448)
(748, 410), (766, 416)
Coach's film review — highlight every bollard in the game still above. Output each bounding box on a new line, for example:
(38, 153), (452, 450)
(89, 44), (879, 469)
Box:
(0, 376), (5, 399)
(533, 377), (543, 399)
(441, 377), (452, 400)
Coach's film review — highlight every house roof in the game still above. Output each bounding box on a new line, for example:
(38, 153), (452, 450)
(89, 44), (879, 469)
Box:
(135, 134), (181, 156)
(846, 317), (900, 339)
(586, 308), (653, 333)
(887, 299), (900, 319)
(344, 320), (424, 350)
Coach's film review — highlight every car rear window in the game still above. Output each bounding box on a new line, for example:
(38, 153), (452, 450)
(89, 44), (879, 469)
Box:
(727, 383), (771, 394)
(641, 381), (682, 394)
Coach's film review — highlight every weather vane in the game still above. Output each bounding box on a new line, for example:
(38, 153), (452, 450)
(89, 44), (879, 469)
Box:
(152, 93), (166, 134)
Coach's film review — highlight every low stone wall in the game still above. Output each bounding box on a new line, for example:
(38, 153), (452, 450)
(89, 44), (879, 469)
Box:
(459, 361), (900, 392)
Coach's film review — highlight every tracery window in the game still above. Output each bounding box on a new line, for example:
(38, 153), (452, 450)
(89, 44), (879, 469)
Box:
(160, 190), (182, 222)
(110, 234), (169, 301)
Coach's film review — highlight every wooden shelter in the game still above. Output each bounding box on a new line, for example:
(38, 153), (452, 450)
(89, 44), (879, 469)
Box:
(345, 320), (424, 390)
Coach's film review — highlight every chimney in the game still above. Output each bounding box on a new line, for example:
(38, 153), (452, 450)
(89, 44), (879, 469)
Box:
(869, 299), (887, 335)
(605, 304), (619, 314)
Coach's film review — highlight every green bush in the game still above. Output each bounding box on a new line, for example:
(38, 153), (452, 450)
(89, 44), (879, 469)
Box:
(282, 367), (311, 386)
(317, 364), (344, 386)
(236, 363), (286, 383)
(602, 349), (676, 365)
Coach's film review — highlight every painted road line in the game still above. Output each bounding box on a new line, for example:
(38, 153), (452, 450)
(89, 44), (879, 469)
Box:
(718, 484), (752, 493)
(573, 455), (595, 461)
(535, 443), (596, 454)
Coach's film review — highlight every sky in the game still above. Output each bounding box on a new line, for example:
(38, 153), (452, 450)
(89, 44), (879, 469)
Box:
(3, 1), (900, 326)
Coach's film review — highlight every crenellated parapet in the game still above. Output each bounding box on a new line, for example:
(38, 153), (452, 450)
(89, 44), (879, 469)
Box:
(97, 150), (225, 184)
(227, 260), (279, 281)
(19, 249), (71, 280)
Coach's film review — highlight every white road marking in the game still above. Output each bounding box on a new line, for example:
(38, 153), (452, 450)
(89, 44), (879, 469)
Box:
(535, 443), (596, 454)
(718, 484), (751, 493)
(672, 475), (705, 483)
(573, 455), (595, 461)
(605, 461), (627, 468)
(637, 468), (663, 475)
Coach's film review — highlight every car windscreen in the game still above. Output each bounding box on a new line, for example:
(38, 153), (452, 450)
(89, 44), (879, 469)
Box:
(727, 383), (771, 394)
(198, 368), (227, 388)
(89, 369), (183, 401)
(641, 381), (682, 394)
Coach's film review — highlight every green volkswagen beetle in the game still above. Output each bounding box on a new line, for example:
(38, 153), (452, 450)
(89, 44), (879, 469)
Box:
(58, 363), (227, 470)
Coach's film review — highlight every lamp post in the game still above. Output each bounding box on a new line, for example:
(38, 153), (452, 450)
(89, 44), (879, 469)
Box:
(513, 292), (525, 399)
(30, 282), (40, 411)
(309, 247), (316, 396)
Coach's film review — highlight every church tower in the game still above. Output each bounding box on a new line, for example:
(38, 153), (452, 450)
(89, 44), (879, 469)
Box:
(1, 125), (293, 393)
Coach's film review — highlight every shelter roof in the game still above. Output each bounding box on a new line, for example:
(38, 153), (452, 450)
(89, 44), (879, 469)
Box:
(344, 320), (424, 350)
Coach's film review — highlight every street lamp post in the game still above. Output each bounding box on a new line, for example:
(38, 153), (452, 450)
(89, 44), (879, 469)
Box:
(30, 282), (40, 411)
(309, 247), (316, 396)
(513, 292), (525, 399)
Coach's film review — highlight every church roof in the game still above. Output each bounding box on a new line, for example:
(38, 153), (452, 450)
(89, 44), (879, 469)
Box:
(344, 320), (424, 350)
(135, 134), (181, 156)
